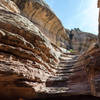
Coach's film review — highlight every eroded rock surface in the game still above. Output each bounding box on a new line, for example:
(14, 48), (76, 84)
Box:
(77, 44), (100, 97)
(66, 28), (97, 52)
(0, 0), (100, 100)
(11, 0), (69, 48)
(0, 0), (61, 99)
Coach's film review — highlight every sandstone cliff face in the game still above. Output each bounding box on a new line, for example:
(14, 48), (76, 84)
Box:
(0, 0), (20, 13)
(0, 0), (100, 100)
(78, 44), (100, 97)
(66, 28), (97, 52)
(0, 0), (62, 99)
(11, 0), (69, 48)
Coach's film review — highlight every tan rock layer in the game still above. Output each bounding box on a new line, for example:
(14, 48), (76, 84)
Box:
(0, 0), (20, 13)
(0, 1), (61, 99)
(78, 44), (100, 97)
(66, 29), (97, 52)
(0, 0), (100, 99)
(11, 0), (69, 48)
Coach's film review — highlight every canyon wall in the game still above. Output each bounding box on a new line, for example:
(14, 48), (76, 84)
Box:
(11, 0), (97, 51)
(66, 28), (97, 52)
(0, 0), (99, 99)
(0, 0), (62, 99)
(11, 0), (69, 48)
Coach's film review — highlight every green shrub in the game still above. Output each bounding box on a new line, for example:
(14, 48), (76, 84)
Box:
(69, 49), (74, 53)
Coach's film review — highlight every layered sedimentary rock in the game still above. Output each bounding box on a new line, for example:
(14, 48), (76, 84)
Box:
(0, 0), (20, 13)
(77, 44), (100, 97)
(0, 0), (62, 99)
(11, 0), (69, 48)
(0, 0), (100, 100)
(66, 28), (97, 52)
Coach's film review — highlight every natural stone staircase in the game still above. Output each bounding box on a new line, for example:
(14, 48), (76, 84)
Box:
(45, 53), (79, 94)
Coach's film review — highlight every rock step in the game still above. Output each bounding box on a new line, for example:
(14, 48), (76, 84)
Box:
(59, 62), (77, 65)
(45, 87), (69, 94)
(56, 69), (74, 74)
(58, 65), (74, 68)
(46, 76), (69, 87)
(57, 67), (78, 71)
(58, 63), (74, 67)
(55, 73), (73, 76)
(56, 71), (73, 74)
(59, 57), (72, 60)
(60, 54), (79, 58)
(60, 60), (78, 63)
(47, 76), (69, 81)
(57, 65), (77, 70)
(58, 67), (72, 70)
(59, 56), (75, 59)
(47, 79), (68, 82)
(57, 67), (73, 71)
(61, 53), (77, 56)
(48, 75), (69, 79)
(60, 59), (78, 62)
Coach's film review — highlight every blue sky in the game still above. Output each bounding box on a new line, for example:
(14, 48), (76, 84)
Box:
(45, 0), (99, 35)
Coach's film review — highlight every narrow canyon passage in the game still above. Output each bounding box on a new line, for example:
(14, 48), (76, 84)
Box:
(0, 0), (100, 100)
(33, 51), (100, 100)
(36, 52), (91, 98)
(45, 52), (80, 93)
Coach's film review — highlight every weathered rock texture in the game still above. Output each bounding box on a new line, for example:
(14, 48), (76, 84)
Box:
(66, 28), (97, 52)
(78, 44), (100, 97)
(0, 0), (61, 99)
(11, 0), (69, 48)
(0, 0), (20, 13)
(0, 0), (100, 100)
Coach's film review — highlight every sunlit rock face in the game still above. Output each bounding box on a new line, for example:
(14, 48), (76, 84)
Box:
(77, 44), (100, 97)
(66, 28), (97, 52)
(0, 0), (100, 100)
(11, 0), (69, 48)
(0, 0), (61, 99)
(0, 0), (20, 13)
